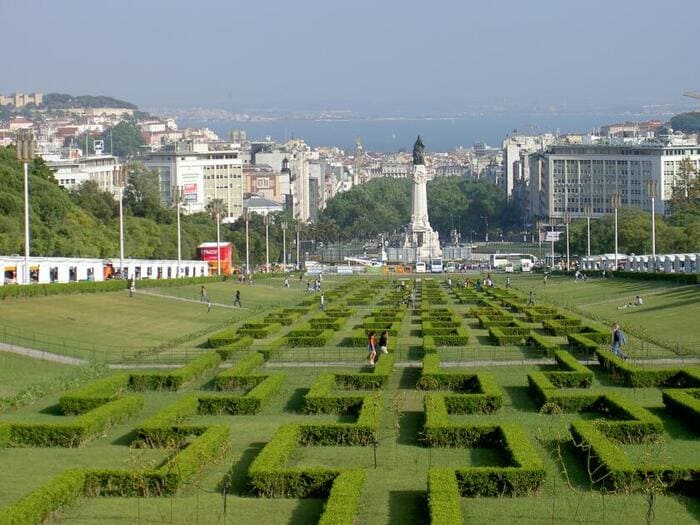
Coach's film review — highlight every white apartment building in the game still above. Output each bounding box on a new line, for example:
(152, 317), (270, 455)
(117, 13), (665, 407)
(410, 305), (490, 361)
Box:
(540, 138), (700, 220)
(46, 154), (121, 194)
(502, 134), (556, 197)
(253, 140), (311, 222)
(143, 142), (243, 221)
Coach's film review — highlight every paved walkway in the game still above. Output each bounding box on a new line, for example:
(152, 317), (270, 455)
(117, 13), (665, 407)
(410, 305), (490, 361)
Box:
(0, 342), (87, 366)
(3, 341), (699, 370)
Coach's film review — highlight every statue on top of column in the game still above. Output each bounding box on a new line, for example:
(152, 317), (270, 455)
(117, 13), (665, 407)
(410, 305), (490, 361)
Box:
(412, 135), (425, 165)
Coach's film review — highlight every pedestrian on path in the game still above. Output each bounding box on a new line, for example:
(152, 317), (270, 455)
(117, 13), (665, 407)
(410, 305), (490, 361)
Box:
(611, 323), (628, 359)
(200, 285), (208, 303)
(378, 330), (389, 358)
(284, 277), (290, 288)
(234, 289), (242, 307)
(129, 278), (135, 298)
(320, 293), (325, 311)
(207, 300), (212, 312)
(527, 290), (535, 306)
(367, 331), (377, 366)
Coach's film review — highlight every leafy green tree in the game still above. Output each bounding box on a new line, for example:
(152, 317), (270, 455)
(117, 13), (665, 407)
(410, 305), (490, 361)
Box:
(669, 112), (700, 134)
(70, 181), (118, 223)
(123, 162), (172, 223)
(106, 120), (145, 157)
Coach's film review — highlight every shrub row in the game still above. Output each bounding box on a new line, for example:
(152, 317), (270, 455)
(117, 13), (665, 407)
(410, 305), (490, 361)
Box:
(135, 394), (201, 446)
(198, 374), (285, 415)
(335, 354), (395, 390)
(422, 409), (546, 496)
(237, 322), (282, 339)
(212, 336), (254, 359)
(0, 275), (228, 301)
(213, 352), (266, 390)
(527, 333), (559, 355)
(427, 469), (463, 525)
(662, 389), (700, 434)
(454, 424), (546, 497)
(248, 424), (339, 497)
(309, 316), (346, 331)
(1, 395), (143, 448)
(488, 325), (530, 346)
(423, 327), (470, 353)
(301, 393), (382, 446)
(59, 374), (130, 414)
(285, 328), (333, 347)
(546, 351), (594, 387)
(0, 469), (86, 525)
(596, 349), (700, 388)
(570, 420), (700, 493)
(129, 351), (221, 391)
(316, 470), (366, 525)
(84, 425), (229, 497)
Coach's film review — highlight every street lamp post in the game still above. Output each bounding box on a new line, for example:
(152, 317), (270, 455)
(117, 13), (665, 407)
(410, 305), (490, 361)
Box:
(295, 222), (302, 270)
(584, 205), (592, 259)
(117, 165), (127, 278)
(550, 221), (555, 269)
(244, 209), (251, 276)
(563, 212), (571, 271)
(174, 186), (183, 278)
(216, 211), (221, 276)
(647, 181), (657, 271)
(16, 131), (34, 285)
(281, 221), (288, 270)
(611, 194), (622, 270)
(264, 214), (270, 273)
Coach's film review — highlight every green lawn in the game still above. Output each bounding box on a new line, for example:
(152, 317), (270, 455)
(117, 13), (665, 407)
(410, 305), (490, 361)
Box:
(0, 275), (698, 524)
(507, 273), (700, 355)
(0, 352), (78, 398)
(0, 280), (311, 362)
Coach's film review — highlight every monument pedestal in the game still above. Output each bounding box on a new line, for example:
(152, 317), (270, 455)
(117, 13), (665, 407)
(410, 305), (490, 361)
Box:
(402, 161), (442, 262)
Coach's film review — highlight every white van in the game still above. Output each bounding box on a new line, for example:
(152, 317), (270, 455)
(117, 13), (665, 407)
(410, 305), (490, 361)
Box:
(415, 261), (427, 273)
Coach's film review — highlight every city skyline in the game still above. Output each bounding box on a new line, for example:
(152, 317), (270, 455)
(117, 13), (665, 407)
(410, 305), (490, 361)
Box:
(1, 0), (698, 113)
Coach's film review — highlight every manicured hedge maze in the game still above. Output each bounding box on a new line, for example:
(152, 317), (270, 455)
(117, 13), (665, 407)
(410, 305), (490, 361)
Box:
(1, 278), (699, 525)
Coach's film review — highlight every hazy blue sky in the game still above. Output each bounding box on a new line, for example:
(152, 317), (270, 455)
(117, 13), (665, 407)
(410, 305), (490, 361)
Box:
(1, 0), (698, 112)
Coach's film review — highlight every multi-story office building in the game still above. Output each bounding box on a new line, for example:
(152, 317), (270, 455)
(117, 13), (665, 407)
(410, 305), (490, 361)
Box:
(47, 154), (121, 194)
(538, 138), (700, 220)
(143, 142), (243, 221)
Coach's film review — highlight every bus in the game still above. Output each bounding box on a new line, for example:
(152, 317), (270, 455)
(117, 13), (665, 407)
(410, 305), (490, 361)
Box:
(430, 258), (444, 273)
(489, 253), (537, 272)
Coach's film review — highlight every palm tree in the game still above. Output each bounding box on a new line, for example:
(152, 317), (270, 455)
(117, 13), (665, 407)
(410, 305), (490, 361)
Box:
(206, 198), (227, 275)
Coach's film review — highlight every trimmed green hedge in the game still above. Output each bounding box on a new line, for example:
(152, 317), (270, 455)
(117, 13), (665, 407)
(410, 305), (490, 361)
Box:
(317, 470), (366, 525)
(2, 395), (143, 448)
(0, 469), (86, 525)
(59, 374), (130, 414)
(212, 336), (254, 359)
(596, 349), (700, 388)
(248, 424), (339, 497)
(285, 328), (334, 347)
(198, 374), (285, 415)
(237, 322), (282, 339)
(662, 389), (700, 433)
(135, 394), (200, 446)
(129, 351), (221, 391)
(427, 469), (463, 525)
(570, 420), (700, 494)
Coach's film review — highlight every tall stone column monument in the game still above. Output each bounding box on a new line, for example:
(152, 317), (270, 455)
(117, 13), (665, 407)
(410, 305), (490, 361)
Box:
(404, 136), (442, 261)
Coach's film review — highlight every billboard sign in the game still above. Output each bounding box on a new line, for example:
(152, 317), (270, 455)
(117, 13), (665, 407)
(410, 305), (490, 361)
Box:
(545, 231), (561, 242)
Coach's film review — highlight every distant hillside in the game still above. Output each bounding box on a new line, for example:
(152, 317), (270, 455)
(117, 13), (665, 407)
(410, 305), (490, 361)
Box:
(43, 93), (138, 110)
(669, 111), (700, 134)
(0, 146), (216, 259)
